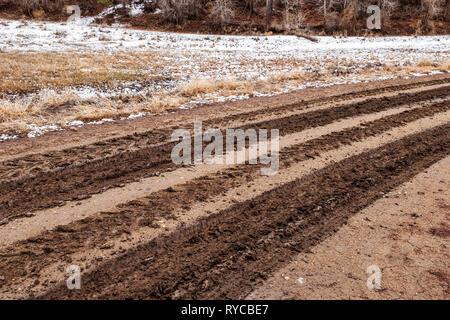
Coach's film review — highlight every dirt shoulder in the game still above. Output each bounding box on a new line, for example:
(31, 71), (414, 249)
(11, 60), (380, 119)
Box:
(1, 74), (448, 160)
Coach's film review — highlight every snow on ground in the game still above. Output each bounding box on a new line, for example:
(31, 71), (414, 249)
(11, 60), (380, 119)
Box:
(0, 17), (448, 141)
(1, 18), (448, 57)
(1, 17), (448, 94)
(1, 18), (448, 85)
(76, 1), (146, 25)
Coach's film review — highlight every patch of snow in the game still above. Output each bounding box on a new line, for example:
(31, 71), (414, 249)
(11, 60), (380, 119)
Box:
(67, 120), (84, 126)
(87, 118), (115, 125)
(0, 134), (18, 141)
(127, 112), (148, 119)
(26, 124), (62, 138)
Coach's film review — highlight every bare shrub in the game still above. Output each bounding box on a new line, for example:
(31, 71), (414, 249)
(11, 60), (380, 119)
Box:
(282, 0), (304, 31)
(338, 1), (357, 34)
(209, 0), (234, 27)
(17, 0), (64, 16)
(156, 0), (200, 24)
(423, 0), (446, 20)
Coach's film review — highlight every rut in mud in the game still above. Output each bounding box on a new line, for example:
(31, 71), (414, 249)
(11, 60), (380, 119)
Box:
(0, 99), (448, 289)
(0, 75), (449, 300)
(0, 83), (449, 221)
(39, 124), (450, 299)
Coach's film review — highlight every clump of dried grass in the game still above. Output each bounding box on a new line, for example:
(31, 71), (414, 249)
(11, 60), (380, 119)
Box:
(416, 59), (435, 67)
(438, 60), (450, 72)
(0, 90), (189, 132)
(0, 51), (166, 94)
(180, 79), (254, 97)
(180, 79), (219, 96)
(381, 59), (448, 75)
(270, 71), (306, 82)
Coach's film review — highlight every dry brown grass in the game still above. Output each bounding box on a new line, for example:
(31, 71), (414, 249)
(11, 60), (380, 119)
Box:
(0, 90), (78, 122)
(382, 59), (449, 75)
(402, 61), (441, 74)
(0, 50), (448, 138)
(270, 71), (306, 83)
(180, 79), (255, 97)
(0, 51), (168, 94)
(438, 60), (450, 72)
(416, 59), (435, 67)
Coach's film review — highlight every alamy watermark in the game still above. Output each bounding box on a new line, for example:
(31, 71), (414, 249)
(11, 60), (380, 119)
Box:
(171, 121), (279, 176)
(66, 5), (81, 23)
(366, 265), (382, 290)
(367, 5), (382, 30)
(66, 265), (81, 290)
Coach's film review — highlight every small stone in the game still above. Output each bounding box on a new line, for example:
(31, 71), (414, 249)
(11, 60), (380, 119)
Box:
(24, 212), (35, 218)
(0, 218), (9, 226)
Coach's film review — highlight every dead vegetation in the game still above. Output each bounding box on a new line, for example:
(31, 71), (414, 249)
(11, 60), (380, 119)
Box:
(0, 51), (166, 94)
(180, 79), (254, 97)
(0, 47), (447, 136)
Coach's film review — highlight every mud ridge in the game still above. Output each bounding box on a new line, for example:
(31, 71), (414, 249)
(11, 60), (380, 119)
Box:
(0, 86), (448, 221)
(37, 123), (450, 299)
(0, 100), (446, 297)
(1, 79), (449, 181)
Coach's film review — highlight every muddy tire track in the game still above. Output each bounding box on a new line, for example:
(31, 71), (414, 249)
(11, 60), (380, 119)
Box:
(38, 124), (450, 299)
(0, 86), (448, 221)
(0, 101), (448, 298)
(1, 78), (449, 177)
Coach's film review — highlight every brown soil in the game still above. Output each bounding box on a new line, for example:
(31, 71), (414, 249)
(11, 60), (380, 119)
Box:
(38, 124), (450, 299)
(0, 74), (448, 300)
(249, 156), (450, 300)
(2, 74), (447, 160)
(1, 82), (449, 222)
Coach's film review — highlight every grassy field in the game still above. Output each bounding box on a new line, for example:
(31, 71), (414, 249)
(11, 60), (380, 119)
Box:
(0, 18), (448, 138)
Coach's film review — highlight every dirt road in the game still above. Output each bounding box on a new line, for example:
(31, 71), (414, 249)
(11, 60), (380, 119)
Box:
(0, 75), (448, 299)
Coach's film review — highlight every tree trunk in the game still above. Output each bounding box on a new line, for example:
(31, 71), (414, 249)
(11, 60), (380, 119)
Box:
(265, 0), (273, 31)
(248, 0), (254, 17)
